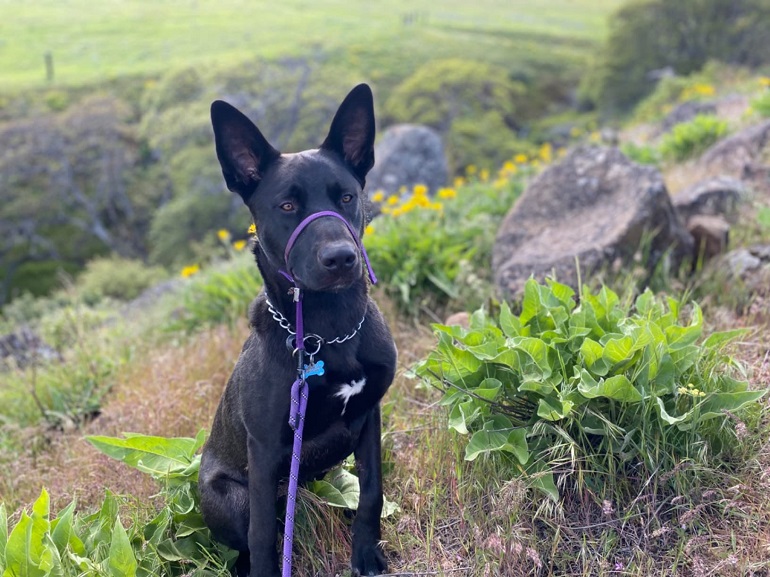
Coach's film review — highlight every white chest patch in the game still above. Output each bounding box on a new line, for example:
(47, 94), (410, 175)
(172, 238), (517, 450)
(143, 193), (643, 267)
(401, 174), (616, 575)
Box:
(334, 378), (367, 415)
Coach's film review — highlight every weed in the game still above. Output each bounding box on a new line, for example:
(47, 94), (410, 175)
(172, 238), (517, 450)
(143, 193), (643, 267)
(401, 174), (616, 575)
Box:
(659, 114), (728, 162)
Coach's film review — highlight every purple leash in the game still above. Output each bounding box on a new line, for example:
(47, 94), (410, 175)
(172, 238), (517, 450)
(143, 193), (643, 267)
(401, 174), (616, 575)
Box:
(279, 211), (376, 577)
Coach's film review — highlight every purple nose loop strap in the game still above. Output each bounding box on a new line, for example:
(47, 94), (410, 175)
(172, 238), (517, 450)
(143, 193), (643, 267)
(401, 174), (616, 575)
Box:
(281, 210), (377, 287)
(278, 210), (375, 577)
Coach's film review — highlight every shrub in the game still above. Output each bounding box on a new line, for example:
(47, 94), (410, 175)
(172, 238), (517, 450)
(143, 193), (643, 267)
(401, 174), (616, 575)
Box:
(169, 252), (262, 332)
(621, 142), (660, 166)
(76, 256), (168, 303)
(585, 0), (770, 115)
(383, 59), (526, 172)
(365, 172), (524, 317)
(416, 279), (764, 501)
(658, 114), (728, 161)
(751, 90), (770, 117)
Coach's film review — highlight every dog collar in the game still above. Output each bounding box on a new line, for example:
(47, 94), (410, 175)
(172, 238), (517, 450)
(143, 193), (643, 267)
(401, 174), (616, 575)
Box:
(265, 296), (366, 347)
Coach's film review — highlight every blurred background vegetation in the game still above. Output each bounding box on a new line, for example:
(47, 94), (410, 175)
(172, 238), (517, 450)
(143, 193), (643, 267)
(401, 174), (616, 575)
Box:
(1, 0), (770, 304)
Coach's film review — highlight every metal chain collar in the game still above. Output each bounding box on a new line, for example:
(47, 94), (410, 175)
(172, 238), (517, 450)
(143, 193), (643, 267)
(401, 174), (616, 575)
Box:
(265, 297), (365, 345)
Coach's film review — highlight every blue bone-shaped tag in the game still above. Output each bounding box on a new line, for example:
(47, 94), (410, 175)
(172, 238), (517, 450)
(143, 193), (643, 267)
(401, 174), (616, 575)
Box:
(302, 360), (325, 380)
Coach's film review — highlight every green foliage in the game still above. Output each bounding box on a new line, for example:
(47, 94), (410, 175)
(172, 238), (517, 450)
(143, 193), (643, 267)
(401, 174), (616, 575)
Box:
(751, 90), (770, 117)
(658, 114), (728, 162)
(170, 253), (262, 332)
(417, 279), (764, 501)
(141, 68), (204, 115)
(621, 142), (661, 166)
(76, 257), (168, 303)
(383, 59), (526, 171)
(0, 431), (397, 576)
(585, 0), (770, 115)
(365, 177), (523, 317)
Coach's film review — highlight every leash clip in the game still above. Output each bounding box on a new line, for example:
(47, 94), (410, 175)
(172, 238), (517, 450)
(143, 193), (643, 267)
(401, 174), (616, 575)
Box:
(289, 287), (301, 302)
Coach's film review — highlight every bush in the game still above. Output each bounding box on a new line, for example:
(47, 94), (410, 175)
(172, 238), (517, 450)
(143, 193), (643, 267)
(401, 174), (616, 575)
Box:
(76, 256), (168, 303)
(585, 0), (770, 115)
(417, 279), (764, 501)
(383, 59), (527, 172)
(751, 90), (770, 117)
(365, 170), (524, 317)
(658, 114), (728, 161)
(169, 252), (262, 332)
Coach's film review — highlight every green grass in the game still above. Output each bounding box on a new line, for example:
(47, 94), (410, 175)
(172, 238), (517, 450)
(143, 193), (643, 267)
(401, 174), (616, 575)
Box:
(0, 0), (622, 90)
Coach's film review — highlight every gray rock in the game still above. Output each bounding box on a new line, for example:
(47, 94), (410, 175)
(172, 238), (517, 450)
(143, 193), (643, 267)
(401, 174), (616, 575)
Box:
(672, 176), (746, 223)
(688, 215), (730, 262)
(492, 146), (693, 298)
(660, 101), (717, 134)
(366, 124), (448, 198)
(0, 326), (60, 370)
(699, 120), (770, 179)
(722, 244), (770, 301)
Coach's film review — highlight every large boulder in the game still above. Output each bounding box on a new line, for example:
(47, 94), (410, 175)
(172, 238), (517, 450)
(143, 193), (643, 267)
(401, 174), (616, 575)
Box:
(672, 176), (746, 223)
(493, 146), (693, 298)
(365, 124), (448, 197)
(699, 120), (770, 181)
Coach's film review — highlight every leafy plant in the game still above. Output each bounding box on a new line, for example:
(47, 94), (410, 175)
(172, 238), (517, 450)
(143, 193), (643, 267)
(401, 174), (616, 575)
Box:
(76, 257), (168, 303)
(659, 114), (728, 161)
(751, 90), (770, 117)
(169, 253), (262, 332)
(365, 177), (523, 317)
(416, 279), (764, 501)
(621, 142), (660, 166)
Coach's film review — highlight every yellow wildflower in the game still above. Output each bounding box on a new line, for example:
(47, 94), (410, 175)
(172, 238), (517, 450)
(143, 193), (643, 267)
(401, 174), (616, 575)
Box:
(502, 161), (516, 173)
(453, 176), (466, 188)
(438, 187), (457, 199)
(413, 184), (428, 197)
(372, 190), (385, 203)
(514, 153), (528, 164)
(465, 164), (478, 176)
(232, 240), (247, 251)
(760, 77), (770, 87)
(365, 224), (375, 235)
(247, 223), (257, 235)
(180, 264), (200, 278)
(381, 206), (392, 215)
(387, 195), (399, 205)
(569, 126), (582, 138)
(428, 202), (443, 211)
(480, 168), (490, 182)
(217, 229), (230, 241)
(539, 142), (553, 163)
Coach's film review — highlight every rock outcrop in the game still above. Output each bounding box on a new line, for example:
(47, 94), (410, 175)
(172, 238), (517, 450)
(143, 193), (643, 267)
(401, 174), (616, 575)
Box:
(493, 146), (693, 298)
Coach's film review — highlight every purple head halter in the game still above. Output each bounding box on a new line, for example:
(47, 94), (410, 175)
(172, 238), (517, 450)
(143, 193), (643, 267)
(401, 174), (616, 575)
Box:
(279, 210), (376, 577)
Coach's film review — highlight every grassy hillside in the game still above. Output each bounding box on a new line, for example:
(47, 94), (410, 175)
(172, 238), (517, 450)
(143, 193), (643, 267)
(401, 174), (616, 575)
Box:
(1, 0), (622, 90)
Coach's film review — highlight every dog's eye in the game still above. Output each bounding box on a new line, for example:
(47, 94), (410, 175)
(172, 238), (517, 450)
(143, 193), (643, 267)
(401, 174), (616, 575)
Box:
(341, 194), (354, 204)
(280, 202), (294, 212)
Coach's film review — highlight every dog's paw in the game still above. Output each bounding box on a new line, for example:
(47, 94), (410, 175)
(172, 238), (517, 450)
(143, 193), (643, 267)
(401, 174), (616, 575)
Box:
(351, 541), (387, 576)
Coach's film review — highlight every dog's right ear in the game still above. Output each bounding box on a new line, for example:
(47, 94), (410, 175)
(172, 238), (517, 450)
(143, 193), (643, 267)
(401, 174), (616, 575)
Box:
(211, 101), (280, 204)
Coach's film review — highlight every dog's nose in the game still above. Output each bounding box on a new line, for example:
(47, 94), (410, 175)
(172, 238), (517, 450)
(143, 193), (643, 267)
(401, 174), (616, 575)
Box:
(319, 243), (358, 271)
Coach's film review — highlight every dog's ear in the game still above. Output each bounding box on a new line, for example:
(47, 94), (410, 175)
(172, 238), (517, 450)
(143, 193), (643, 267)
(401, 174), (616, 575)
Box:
(320, 84), (376, 186)
(211, 100), (280, 203)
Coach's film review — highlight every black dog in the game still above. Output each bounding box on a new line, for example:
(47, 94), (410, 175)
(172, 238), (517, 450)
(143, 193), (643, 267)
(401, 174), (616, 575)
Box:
(199, 84), (397, 577)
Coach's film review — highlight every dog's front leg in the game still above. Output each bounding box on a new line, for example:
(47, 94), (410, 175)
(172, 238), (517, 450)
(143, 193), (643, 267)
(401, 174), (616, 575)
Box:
(351, 404), (387, 576)
(247, 433), (281, 577)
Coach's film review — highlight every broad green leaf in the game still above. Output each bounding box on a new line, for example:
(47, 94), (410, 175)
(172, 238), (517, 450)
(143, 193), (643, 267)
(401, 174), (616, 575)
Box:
(308, 467), (360, 509)
(530, 471), (559, 503)
(520, 378), (557, 396)
(696, 390), (767, 422)
(546, 279), (576, 309)
(107, 518), (136, 577)
(509, 337), (552, 379)
(536, 397), (573, 420)
(655, 397), (693, 426)
(665, 303), (703, 349)
(635, 288), (654, 316)
(448, 401), (481, 435)
(499, 301), (521, 338)
(670, 345), (700, 375)
(578, 371), (642, 403)
(87, 434), (202, 482)
(4, 510), (47, 577)
(520, 279), (543, 326)
(703, 328), (749, 349)
(603, 336), (634, 365)
(50, 501), (84, 557)
(476, 378), (502, 401)
(465, 415), (528, 463)
(580, 338), (604, 366)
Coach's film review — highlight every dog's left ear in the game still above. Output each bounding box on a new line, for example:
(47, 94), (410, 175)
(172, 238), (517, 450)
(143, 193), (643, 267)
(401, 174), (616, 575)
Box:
(321, 84), (376, 186)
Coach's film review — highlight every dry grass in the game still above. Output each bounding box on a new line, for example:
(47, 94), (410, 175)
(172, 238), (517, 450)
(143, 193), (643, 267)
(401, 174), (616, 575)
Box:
(3, 290), (770, 576)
